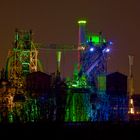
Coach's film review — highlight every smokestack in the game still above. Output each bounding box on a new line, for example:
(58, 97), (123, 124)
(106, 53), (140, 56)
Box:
(128, 55), (134, 96)
(56, 51), (61, 74)
(77, 20), (87, 70)
(128, 55), (135, 115)
(78, 20), (87, 46)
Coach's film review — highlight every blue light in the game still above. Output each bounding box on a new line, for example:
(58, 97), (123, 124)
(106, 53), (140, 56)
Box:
(90, 48), (94, 52)
(109, 41), (113, 45)
(105, 48), (110, 52)
(103, 48), (110, 53)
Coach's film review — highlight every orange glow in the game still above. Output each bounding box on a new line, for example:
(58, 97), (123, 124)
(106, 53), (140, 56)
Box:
(128, 98), (135, 114)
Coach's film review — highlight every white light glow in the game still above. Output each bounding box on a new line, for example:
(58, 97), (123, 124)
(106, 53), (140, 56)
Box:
(90, 48), (94, 52)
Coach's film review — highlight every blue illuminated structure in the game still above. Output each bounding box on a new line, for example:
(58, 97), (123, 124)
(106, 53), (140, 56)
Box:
(78, 21), (113, 121)
(64, 20), (113, 122)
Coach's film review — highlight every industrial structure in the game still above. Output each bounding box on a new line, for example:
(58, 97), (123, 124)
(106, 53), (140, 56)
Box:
(64, 20), (112, 121)
(106, 72), (128, 121)
(6, 29), (38, 87)
(0, 29), (43, 123)
(127, 55), (140, 120)
(0, 20), (137, 123)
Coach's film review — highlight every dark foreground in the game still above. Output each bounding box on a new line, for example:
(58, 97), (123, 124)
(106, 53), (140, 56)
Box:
(0, 121), (140, 139)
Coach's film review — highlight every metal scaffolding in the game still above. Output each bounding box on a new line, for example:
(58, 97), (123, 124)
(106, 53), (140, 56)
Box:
(6, 29), (38, 89)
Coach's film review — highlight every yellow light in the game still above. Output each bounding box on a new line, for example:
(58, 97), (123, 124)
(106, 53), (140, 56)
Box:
(78, 20), (87, 24)
(129, 98), (135, 114)
(130, 99), (133, 104)
(78, 46), (85, 50)
(130, 108), (135, 114)
(81, 47), (85, 50)
(57, 51), (61, 62)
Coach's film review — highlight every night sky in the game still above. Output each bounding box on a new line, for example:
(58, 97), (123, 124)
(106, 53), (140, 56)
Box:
(0, 0), (140, 93)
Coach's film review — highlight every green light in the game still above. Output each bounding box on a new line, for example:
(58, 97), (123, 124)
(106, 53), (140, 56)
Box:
(15, 34), (19, 41)
(8, 112), (14, 123)
(97, 75), (106, 91)
(57, 51), (61, 62)
(78, 20), (87, 24)
(91, 35), (100, 44)
(103, 38), (106, 43)
(22, 62), (29, 65)
(72, 84), (78, 87)
(65, 91), (90, 122)
(65, 67), (90, 122)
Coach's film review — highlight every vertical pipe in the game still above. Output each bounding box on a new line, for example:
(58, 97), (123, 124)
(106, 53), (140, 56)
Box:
(77, 20), (87, 70)
(78, 20), (87, 46)
(56, 51), (61, 73)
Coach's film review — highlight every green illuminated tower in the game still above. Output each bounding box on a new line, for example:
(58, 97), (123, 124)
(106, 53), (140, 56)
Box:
(6, 29), (38, 89)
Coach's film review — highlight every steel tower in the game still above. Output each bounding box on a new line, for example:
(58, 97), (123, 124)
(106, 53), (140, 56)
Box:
(78, 20), (112, 121)
(6, 29), (38, 89)
(64, 20), (112, 122)
(79, 31), (110, 91)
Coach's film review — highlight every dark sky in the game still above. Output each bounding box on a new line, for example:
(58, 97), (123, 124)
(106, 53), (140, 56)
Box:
(0, 0), (140, 93)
